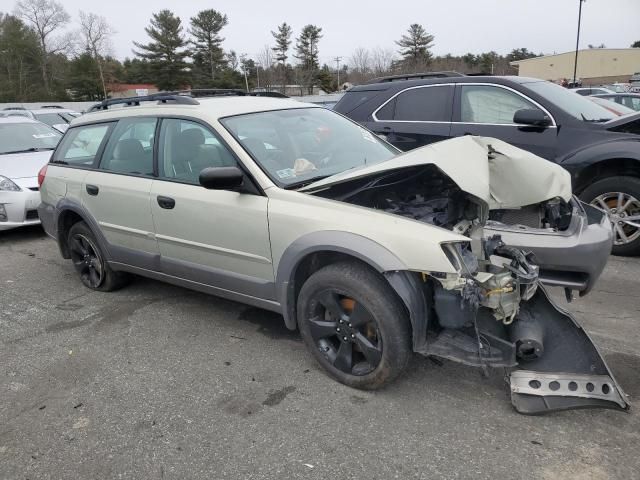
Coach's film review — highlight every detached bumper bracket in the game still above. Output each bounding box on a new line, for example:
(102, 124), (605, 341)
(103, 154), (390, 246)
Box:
(510, 370), (627, 411)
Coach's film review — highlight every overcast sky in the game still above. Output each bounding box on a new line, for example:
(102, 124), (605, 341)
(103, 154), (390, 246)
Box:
(28, 0), (640, 66)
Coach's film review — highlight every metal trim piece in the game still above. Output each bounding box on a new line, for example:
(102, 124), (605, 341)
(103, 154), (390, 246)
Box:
(510, 370), (627, 408)
(155, 233), (272, 264)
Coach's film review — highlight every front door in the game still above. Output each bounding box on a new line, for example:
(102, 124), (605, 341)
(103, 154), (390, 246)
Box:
(149, 118), (274, 300)
(450, 84), (558, 160)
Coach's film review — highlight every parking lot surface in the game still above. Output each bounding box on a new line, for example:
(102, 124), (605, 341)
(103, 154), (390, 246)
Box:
(1, 226), (639, 480)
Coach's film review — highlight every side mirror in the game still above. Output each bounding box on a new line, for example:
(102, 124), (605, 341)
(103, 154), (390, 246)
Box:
(513, 108), (552, 127)
(199, 166), (244, 190)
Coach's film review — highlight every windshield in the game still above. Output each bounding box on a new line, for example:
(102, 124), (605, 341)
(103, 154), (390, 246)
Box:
(35, 112), (69, 126)
(221, 108), (398, 186)
(0, 122), (61, 154)
(525, 81), (617, 122)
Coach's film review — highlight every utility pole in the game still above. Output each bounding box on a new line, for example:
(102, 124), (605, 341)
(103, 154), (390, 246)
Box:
(334, 56), (342, 89)
(573, 0), (586, 86)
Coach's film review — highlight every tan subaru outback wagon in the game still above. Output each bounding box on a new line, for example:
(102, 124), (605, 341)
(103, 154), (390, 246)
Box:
(37, 91), (627, 414)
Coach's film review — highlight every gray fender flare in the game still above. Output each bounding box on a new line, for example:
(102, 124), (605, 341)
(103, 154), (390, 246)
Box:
(276, 231), (428, 349)
(54, 198), (112, 261)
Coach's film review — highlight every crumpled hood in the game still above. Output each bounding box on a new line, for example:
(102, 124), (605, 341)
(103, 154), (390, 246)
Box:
(0, 150), (52, 179)
(301, 136), (572, 209)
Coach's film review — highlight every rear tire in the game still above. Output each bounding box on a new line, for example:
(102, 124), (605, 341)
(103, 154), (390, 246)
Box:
(67, 221), (129, 291)
(297, 261), (411, 390)
(579, 176), (640, 256)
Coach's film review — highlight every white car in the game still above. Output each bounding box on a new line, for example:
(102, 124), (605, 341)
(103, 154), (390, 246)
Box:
(0, 117), (61, 230)
(37, 93), (627, 414)
(1, 107), (81, 133)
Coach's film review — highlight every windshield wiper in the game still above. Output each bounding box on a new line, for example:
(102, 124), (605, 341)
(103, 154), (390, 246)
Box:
(0, 147), (55, 155)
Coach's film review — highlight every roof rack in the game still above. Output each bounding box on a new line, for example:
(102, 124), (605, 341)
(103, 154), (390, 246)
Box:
(2, 106), (27, 110)
(40, 105), (64, 109)
(89, 92), (200, 112)
(366, 71), (465, 84)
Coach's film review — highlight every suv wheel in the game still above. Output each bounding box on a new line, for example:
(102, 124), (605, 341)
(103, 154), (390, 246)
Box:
(296, 261), (411, 389)
(67, 221), (128, 291)
(580, 176), (640, 256)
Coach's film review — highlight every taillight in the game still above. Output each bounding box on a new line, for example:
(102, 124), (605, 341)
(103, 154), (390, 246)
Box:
(38, 164), (48, 187)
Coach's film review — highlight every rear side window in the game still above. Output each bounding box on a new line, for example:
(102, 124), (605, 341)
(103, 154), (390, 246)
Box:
(334, 90), (384, 114)
(392, 86), (453, 121)
(99, 118), (157, 176)
(53, 123), (111, 166)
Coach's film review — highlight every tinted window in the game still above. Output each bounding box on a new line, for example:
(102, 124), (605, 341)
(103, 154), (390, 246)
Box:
(334, 90), (384, 114)
(35, 113), (67, 127)
(99, 118), (156, 175)
(460, 85), (538, 124)
(393, 86), (452, 121)
(375, 98), (396, 120)
(53, 123), (110, 166)
(158, 119), (237, 184)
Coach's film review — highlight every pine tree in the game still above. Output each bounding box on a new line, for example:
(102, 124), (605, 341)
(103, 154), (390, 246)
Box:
(396, 24), (434, 69)
(190, 9), (228, 84)
(295, 25), (322, 71)
(271, 22), (292, 65)
(133, 10), (190, 91)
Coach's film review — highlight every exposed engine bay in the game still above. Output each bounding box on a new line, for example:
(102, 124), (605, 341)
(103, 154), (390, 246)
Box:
(311, 163), (628, 414)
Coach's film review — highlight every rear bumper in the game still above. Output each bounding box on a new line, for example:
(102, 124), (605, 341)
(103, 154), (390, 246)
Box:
(37, 201), (57, 239)
(484, 200), (612, 295)
(0, 189), (41, 231)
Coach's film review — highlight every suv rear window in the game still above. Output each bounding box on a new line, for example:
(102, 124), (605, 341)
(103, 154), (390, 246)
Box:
(53, 123), (111, 166)
(334, 89), (385, 114)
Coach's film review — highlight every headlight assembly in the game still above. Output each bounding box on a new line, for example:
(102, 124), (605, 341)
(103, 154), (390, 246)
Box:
(0, 176), (21, 192)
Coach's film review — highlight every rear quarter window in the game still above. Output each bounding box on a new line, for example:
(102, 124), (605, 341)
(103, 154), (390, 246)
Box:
(52, 123), (112, 167)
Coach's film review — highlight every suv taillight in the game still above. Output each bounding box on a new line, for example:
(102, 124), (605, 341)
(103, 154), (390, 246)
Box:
(38, 164), (48, 187)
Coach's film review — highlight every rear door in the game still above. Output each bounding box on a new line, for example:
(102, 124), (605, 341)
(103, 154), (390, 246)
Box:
(81, 117), (160, 268)
(450, 83), (558, 160)
(368, 84), (454, 151)
(149, 118), (274, 299)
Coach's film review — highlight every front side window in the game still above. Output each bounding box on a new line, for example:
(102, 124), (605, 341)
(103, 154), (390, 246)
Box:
(221, 107), (398, 187)
(0, 121), (61, 155)
(158, 119), (237, 184)
(52, 123), (108, 165)
(99, 118), (156, 175)
(460, 85), (539, 124)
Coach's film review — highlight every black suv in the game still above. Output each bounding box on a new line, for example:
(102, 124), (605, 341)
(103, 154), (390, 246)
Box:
(335, 74), (640, 255)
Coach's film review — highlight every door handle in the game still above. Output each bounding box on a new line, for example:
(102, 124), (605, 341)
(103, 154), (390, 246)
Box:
(157, 195), (175, 209)
(86, 184), (99, 196)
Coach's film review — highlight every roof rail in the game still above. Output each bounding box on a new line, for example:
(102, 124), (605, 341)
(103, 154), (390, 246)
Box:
(89, 92), (200, 112)
(40, 105), (64, 109)
(3, 107), (27, 110)
(366, 71), (465, 84)
(178, 88), (247, 97)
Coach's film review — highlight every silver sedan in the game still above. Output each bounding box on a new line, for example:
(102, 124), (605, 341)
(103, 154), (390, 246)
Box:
(0, 117), (61, 231)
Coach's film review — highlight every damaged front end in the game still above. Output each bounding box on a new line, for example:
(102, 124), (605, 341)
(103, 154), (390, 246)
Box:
(417, 238), (628, 414)
(303, 136), (627, 414)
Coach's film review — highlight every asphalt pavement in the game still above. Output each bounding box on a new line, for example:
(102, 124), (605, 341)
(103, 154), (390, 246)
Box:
(1, 226), (639, 480)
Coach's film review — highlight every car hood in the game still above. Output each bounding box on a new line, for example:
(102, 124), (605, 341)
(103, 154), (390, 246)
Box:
(301, 136), (572, 209)
(604, 110), (640, 129)
(0, 150), (52, 179)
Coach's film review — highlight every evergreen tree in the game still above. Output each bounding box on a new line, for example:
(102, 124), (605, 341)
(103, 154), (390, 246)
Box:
(295, 24), (322, 70)
(189, 9), (227, 85)
(133, 10), (190, 91)
(271, 22), (292, 65)
(632, 40), (640, 48)
(396, 24), (434, 68)
(0, 14), (43, 101)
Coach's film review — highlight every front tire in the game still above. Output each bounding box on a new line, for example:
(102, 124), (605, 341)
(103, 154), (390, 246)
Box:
(297, 261), (411, 390)
(67, 221), (128, 291)
(579, 176), (640, 256)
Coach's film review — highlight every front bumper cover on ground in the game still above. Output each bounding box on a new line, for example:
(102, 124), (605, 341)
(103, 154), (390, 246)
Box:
(508, 287), (629, 414)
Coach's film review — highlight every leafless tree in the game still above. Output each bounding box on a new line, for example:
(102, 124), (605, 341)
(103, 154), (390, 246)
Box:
(371, 47), (396, 76)
(349, 47), (371, 82)
(256, 44), (275, 90)
(78, 11), (114, 99)
(15, 0), (70, 95)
